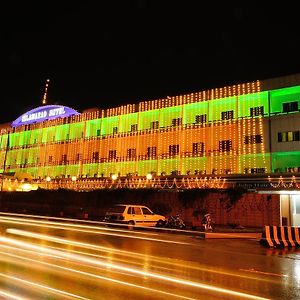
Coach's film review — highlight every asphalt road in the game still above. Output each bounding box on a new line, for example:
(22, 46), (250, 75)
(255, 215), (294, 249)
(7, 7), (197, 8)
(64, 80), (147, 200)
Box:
(0, 212), (299, 300)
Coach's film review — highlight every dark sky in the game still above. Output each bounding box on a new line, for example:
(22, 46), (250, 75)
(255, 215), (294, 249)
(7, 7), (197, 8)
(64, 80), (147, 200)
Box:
(1, 1), (300, 123)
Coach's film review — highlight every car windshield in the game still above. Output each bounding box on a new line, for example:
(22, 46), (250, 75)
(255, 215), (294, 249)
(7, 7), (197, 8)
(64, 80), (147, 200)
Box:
(107, 205), (126, 213)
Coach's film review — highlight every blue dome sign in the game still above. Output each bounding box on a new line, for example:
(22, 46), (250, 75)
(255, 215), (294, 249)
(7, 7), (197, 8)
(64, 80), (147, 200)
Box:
(12, 105), (80, 127)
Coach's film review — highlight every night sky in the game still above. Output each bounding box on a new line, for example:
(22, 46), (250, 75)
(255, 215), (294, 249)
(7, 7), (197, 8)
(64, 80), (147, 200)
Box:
(1, 1), (300, 124)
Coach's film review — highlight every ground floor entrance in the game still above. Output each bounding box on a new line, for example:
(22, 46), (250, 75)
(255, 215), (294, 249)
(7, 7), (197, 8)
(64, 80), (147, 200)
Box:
(281, 193), (300, 226)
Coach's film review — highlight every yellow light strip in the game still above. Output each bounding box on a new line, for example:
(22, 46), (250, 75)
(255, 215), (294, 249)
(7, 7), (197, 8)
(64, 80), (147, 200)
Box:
(0, 236), (269, 300)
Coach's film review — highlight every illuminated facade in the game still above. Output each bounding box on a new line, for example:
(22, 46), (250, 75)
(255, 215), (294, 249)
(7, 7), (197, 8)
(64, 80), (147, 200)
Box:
(1, 74), (300, 180)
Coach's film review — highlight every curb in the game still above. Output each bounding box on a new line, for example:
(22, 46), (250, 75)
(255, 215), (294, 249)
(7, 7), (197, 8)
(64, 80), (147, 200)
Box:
(200, 232), (262, 239)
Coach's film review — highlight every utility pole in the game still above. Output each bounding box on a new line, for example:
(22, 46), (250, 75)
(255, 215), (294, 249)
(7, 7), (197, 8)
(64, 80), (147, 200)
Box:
(0, 130), (10, 204)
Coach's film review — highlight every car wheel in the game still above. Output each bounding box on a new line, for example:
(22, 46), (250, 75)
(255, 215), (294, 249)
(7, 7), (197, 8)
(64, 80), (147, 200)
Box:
(128, 221), (135, 230)
(156, 219), (165, 227)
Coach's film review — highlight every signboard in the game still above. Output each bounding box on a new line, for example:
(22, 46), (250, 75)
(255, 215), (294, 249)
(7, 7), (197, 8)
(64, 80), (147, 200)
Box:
(12, 105), (80, 127)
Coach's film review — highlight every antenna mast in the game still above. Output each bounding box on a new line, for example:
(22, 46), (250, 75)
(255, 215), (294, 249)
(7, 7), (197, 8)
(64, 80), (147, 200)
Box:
(42, 79), (50, 105)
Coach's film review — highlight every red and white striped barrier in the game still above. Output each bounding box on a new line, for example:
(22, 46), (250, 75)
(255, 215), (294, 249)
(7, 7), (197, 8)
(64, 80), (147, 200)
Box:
(260, 225), (300, 247)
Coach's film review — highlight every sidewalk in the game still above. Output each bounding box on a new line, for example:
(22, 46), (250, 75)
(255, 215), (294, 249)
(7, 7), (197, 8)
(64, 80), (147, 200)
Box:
(198, 225), (263, 239)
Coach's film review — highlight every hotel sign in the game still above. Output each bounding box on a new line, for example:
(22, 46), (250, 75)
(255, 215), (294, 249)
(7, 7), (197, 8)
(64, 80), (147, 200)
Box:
(12, 105), (80, 127)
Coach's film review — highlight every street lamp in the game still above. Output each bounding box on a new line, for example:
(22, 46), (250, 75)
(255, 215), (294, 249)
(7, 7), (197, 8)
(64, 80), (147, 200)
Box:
(146, 173), (153, 188)
(111, 174), (118, 181)
(71, 175), (77, 190)
(46, 176), (51, 189)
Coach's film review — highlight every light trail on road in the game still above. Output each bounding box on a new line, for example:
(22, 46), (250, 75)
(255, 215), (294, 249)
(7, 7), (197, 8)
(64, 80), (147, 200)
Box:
(0, 215), (191, 245)
(7, 228), (286, 286)
(0, 273), (89, 300)
(0, 213), (297, 299)
(0, 232), (269, 300)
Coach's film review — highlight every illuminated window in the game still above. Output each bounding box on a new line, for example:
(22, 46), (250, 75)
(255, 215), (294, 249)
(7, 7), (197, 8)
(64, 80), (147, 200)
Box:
(150, 121), (159, 129)
(195, 114), (207, 124)
(192, 142), (204, 155)
(278, 131), (300, 142)
(244, 135), (262, 144)
(283, 101), (298, 113)
(147, 146), (157, 158)
(221, 110), (234, 120)
(278, 132), (285, 142)
(169, 144), (179, 156)
(127, 148), (136, 158)
(250, 106), (264, 116)
(293, 196), (300, 214)
(219, 140), (232, 152)
(108, 150), (117, 159)
(130, 124), (138, 132)
(172, 118), (182, 126)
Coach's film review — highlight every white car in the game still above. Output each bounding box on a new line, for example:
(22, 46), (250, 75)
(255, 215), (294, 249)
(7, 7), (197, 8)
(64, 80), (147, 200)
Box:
(103, 204), (166, 227)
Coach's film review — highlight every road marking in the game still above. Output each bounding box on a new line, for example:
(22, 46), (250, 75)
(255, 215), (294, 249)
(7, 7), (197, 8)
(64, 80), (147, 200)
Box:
(240, 268), (288, 278)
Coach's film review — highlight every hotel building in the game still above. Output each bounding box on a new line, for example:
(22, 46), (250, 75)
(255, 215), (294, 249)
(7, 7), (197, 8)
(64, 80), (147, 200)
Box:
(1, 73), (300, 181)
(2, 73), (300, 226)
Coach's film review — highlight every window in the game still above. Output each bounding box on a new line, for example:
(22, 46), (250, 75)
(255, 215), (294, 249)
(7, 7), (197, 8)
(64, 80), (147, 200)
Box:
(108, 150), (117, 159)
(221, 110), (234, 120)
(244, 135), (262, 144)
(250, 106), (264, 116)
(76, 153), (82, 162)
(283, 101), (298, 113)
(142, 207), (152, 215)
(195, 114), (207, 124)
(278, 131), (300, 142)
(250, 168), (266, 174)
(150, 121), (159, 129)
(147, 146), (157, 158)
(48, 156), (53, 163)
(130, 124), (138, 132)
(96, 129), (101, 136)
(61, 154), (67, 163)
(278, 132), (284, 142)
(127, 148), (136, 158)
(169, 144), (179, 156)
(92, 151), (99, 161)
(192, 142), (204, 155)
(113, 127), (118, 134)
(293, 196), (300, 214)
(128, 206), (141, 215)
(172, 118), (182, 127)
(293, 131), (300, 141)
(219, 140), (232, 152)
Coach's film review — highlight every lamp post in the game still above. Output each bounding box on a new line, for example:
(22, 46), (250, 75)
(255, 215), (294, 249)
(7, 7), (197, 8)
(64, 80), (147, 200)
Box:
(46, 176), (51, 189)
(0, 130), (10, 201)
(111, 174), (118, 188)
(71, 175), (77, 190)
(146, 173), (153, 188)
